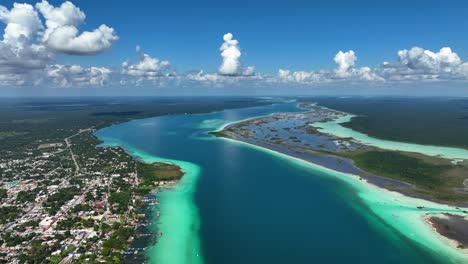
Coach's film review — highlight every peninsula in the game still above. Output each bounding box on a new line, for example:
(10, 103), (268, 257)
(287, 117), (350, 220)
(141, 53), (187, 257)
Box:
(211, 102), (468, 251)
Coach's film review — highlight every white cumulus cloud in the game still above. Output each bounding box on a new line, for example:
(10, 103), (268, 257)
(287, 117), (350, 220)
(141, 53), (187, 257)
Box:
(218, 33), (254, 76)
(46, 64), (112, 87)
(0, 1), (118, 87)
(278, 50), (383, 83)
(378, 47), (468, 81)
(36, 0), (118, 55)
(121, 46), (171, 79)
(334, 50), (357, 78)
(0, 3), (43, 44)
(0, 2), (53, 83)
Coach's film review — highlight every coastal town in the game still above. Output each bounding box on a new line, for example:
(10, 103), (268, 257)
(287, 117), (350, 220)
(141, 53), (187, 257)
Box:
(0, 95), (270, 264)
(0, 126), (183, 263)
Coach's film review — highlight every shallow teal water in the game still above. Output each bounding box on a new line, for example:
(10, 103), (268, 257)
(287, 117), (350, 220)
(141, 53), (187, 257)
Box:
(96, 103), (468, 264)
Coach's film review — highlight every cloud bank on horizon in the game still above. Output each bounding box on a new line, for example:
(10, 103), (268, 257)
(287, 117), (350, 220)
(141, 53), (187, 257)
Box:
(1, 1), (468, 90)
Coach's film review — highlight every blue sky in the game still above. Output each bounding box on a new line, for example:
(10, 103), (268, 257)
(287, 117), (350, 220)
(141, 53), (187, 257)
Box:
(1, 0), (468, 95)
(51, 0), (468, 72)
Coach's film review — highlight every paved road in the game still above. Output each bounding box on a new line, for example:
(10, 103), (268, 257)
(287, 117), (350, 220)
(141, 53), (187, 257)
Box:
(65, 137), (80, 174)
(64, 127), (94, 174)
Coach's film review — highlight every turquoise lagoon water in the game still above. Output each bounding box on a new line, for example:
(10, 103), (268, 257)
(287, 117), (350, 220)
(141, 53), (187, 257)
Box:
(95, 103), (468, 264)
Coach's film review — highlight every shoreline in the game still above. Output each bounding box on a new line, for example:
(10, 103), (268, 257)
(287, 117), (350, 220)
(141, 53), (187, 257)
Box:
(124, 162), (184, 263)
(216, 104), (468, 206)
(212, 129), (468, 262)
(96, 139), (204, 264)
(146, 159), (203, 264)
(427, 213), (468, 249)
(216, 120), (455, 205)
(215, 112), (277, 131)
